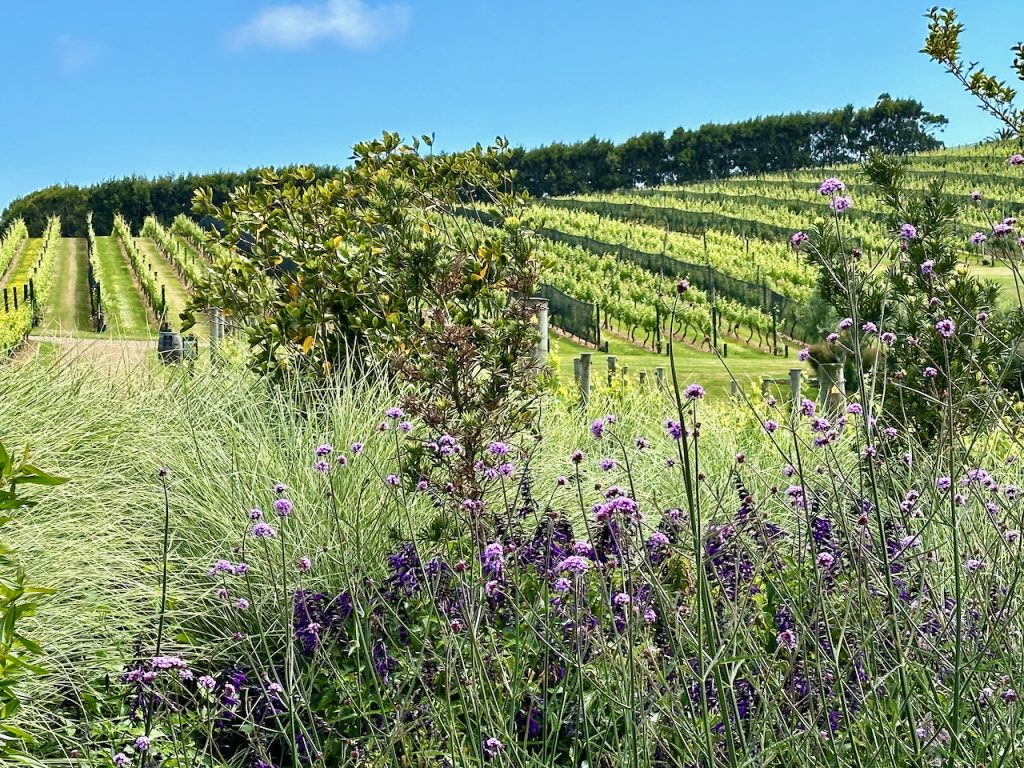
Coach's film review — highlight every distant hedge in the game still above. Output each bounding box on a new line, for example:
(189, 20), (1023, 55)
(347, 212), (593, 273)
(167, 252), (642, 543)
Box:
(507, 95), (946, 196)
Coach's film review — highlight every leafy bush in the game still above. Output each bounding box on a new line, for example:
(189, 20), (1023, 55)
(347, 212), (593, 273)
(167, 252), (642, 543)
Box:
(0, 440), (65, 758)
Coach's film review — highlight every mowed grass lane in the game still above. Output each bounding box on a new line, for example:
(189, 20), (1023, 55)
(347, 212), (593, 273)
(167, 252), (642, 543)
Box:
(43, 238), (91, 333)
(95, 236), (152, 338)
(136, 237), (205, 339)
(555, 335), (798, 399)
(2, 238), (42, 290)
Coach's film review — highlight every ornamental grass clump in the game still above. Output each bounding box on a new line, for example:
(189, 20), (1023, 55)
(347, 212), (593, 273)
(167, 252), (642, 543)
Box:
(49, 345), (1024, 767)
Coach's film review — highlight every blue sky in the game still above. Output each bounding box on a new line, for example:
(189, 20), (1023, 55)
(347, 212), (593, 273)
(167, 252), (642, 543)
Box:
(0, 1), (1019, 212)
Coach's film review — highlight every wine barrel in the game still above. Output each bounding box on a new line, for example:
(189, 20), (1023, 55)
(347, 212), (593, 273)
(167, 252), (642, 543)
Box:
(157, 331), (183, 364)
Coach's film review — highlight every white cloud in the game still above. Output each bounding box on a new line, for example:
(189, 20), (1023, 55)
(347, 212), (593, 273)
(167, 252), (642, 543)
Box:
(234, 0), (409, 50)
(57, 34), (99, 74)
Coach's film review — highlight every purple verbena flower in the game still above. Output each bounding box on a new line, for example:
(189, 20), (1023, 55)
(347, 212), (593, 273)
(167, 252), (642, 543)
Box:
(483, 737), (505, 759)
(818, 177), (846, 196)
(251, 522), (276, 539)
(935, 318), (955, 338)
(777, 629), (797, 650)
(970, 231), (988, 246)
(790, 231), (809, 249)
(684, 383), (705, 400)
(830, 195), (853, 213)
(557, 556), (591, 575)
(664, 419), (683, 440)
(900, 223), (919, 240)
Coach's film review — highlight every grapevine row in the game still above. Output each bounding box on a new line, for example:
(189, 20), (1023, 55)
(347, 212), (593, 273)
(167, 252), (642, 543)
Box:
(113, 214), (166, 322)
(0, 219), (28, 280)
(86, 212), (105, 330)
(0, 217), (62, 356)
(143, 216), (207, 286)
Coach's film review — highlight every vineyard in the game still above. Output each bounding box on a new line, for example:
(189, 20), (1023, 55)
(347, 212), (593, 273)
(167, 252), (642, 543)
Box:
(0, 141), (1021, 394)
(506, 141), (1024, 369)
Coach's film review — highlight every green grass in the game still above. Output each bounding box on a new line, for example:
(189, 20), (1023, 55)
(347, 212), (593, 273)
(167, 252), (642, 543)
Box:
(971, 263), (1024, 306)
(553, 334), (800, 398)
(95, 236), (152, 339)
(43, 238), (91, 333)
(2, 237), (41, 288)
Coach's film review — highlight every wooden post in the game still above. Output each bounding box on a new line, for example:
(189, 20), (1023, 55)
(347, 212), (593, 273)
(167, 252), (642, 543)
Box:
(655, 367), (666, 388)
(730, 379), (740, 397)
(607, 355), (617, 385)
(723, 343), (728, 358)
(789, 368), (802, 411)
(621, 365), (629, 380)
(817, 363), (838, 408)
(533, 297), (549, 369)
(638, 371), (647, 386)
(579, 353), (592, 405)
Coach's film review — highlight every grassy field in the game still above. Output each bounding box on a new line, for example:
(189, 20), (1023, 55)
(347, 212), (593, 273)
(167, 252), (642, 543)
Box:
(2, 237), (41, 289)
(553, 333), (799, 398)
(42, 238), (91, 333)
(971, 262), (1024, 306)
(95, 236), (153, 339)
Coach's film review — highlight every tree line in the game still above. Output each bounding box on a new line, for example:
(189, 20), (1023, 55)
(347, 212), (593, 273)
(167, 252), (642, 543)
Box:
(507, 95), (947, 195)
(0, 166), (340, 237)
(0, 95), (945, 236)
